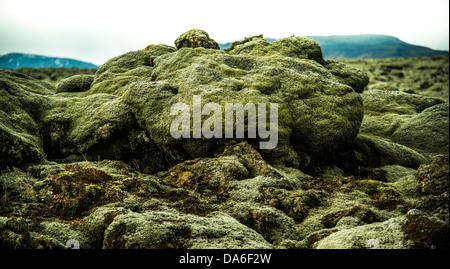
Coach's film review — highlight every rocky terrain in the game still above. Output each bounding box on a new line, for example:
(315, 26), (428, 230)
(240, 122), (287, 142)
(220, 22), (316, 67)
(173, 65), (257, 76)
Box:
(341, 56), (449, 101)
(7, 67), (97, 87)
(0, 30), (448, 249)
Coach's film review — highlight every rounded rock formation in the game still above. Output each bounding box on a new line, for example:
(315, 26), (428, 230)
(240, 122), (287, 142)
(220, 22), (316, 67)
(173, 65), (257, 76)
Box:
(56, 74), (95, 93)
(174, 29), (220, 50)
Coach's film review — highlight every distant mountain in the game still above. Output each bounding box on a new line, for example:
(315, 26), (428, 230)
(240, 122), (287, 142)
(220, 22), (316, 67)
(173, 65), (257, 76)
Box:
(0, 53), (99, 69)
(219, 34), (448, 59)
(306, 35), (448, 59)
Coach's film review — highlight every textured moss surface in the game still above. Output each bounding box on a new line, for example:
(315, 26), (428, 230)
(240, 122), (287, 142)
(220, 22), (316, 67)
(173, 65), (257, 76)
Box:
(56, 74), (95, 93)
(0, 30), (448, 249)
(1, 29), (371, 173)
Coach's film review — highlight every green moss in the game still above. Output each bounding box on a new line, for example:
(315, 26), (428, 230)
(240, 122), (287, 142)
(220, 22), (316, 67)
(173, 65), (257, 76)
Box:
(103, 210), (273, 249)
(356, 179), (403, 201)
(275, 189), (326, 221)
(2, 30), (370, 173)
(315, 216), (412, 249)
(141, 37), (367, 164)
(56, 74), (95, 93)
(356, 135), (429, 168)
(13, 67), (97, 86)
(174, 29), (220, 50)
(226, 38), (272, 56)
(359, 89), (446, 148)
(0, 70), (53, 168)
(47, 164), (122, 219)
(85, 45), (177, 96)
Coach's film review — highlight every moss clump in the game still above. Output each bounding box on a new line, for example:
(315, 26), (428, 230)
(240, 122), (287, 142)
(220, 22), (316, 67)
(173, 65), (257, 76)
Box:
(301, 176), (357, 193)
(321, 204), (377, 228)
(359, 89), (447, 155)
(134, 33), (368, 167)
(415, 155), (449, 195)
(355, 179), (406, 210)
(174, 29), (220, 50)
(315, 216), (412, 249)
(103, 210), (273, 249)
(261, 187), (326, 222)
(226, 36), (326, 64)
(56, 74), (95, 93)
(2, 30), (370, 173)
(87, 45), (177, 96)
(245, 206), (299, 244)
(356, 179), (401, 198)
(49, 164), (122, 219)
(160, 155), (248, 195)
(0, 70), (53, 169)
(391, 103), (449, 155)
(58, 164), (116, 183)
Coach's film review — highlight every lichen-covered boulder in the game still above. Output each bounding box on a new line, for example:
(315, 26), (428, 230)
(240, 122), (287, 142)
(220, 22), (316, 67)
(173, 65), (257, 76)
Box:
(355, 134), (429, 168)
(110, 32), (368, 169)
(174, 29), (220, 50)
(0, 70), (54, 169)
(391, 102), (449, 155)
(2, 30), (370, 174)
(89, 44), (177, 95)
(0, 135), (447, 249)
(56, 74), (95, 93)
(415, 155), (449, 195)
(316, 209), (448, 249)
(360, 89), (448, 155)
(25, 30), (369, 173)
(101, 210), (273, 249)
(1, 38), (449, 250)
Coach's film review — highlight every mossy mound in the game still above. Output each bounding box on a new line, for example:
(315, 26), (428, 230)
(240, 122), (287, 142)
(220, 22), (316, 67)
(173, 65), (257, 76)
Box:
(75, 30), (368, 171)
(56, 74), (95, 93)
(0, 141), (447, 249)
(0, 30), (368, 174)
(2, 30), (447, 250)
(89, 44), (177, 96)
(0, 70), (54, 169)
(174, 29), (220, 50)
(391, 103), (449, 155)
(360, 89), (448, 155)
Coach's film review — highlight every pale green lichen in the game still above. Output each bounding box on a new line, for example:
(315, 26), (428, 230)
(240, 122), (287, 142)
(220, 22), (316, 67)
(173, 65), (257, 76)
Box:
(315, 216), (413, 249)
(102, 210), (273, 249)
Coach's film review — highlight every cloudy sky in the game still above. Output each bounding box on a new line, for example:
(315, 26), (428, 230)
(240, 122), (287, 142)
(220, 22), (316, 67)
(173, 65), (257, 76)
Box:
(1, 0), (448, 66)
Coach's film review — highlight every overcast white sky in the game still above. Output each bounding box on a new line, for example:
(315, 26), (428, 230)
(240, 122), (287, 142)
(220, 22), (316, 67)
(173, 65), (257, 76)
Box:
(1, 0), (448, 65)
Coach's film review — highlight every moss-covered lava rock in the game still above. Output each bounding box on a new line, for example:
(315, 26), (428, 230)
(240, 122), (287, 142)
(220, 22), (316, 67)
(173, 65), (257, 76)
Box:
(1, 30), (448, 250)
(56, 74), (95, 93)
(0, 70), (54, 169)
(1, 30), (370, 173)
(174, 29), (220, 50)
(76, 30), (368, 171)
